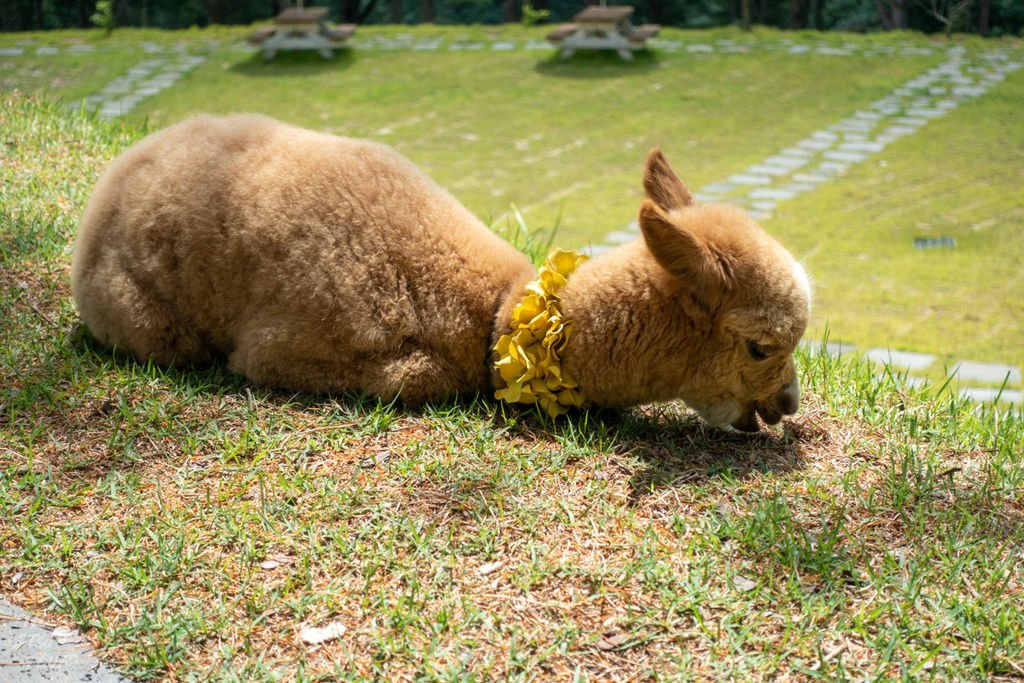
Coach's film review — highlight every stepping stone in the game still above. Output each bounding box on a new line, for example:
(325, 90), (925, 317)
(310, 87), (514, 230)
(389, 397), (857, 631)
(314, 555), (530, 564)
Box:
(959, 387), (1023, 405)
(745, 164), (791, 177)
(832, 118), (877, 132)
(865, 348), (936, 372)
(815, 161), (850, 175)
(687, 44), (714, 53)
(728, 173), (773, 186)
(893, 116), (928, 127)
(700, 182), (738, 194)
(824, 340), (856, 356)
(824, 149), (867, 163)
(0, 47), (25, 56)
(67, 44), (94, 53)
(763, 154), (809, 170)
(789, 45), (810, 54)
(797, 139), (834, 152)
(792, 172), (829, 185)
(954, 361), (1021, 385)
(778, 146), (814, 158)
(491, 41), (516, 51)
(604, 229), (636, 244)
(35, 46), (59, 55)
(952, 85), (987, 97)
(905, 107), (945, 119)
(751, 200), (777, 212)
(525, 40), (550, 50)
(839, 140), (884, 153)
(816, 46), (852, 56)
(750, 187), (799, 201)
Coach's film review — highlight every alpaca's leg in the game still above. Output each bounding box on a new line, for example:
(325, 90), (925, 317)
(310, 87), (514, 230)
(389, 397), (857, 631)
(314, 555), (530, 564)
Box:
(76, 268), (210, 366)
(229, 321), (461, 403)
(362, 349), (462, 404)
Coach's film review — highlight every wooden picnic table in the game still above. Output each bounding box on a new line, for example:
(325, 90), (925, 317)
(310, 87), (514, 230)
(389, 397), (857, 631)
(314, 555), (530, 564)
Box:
(546, 5), (660, 61)
(247, 7), (356, 60)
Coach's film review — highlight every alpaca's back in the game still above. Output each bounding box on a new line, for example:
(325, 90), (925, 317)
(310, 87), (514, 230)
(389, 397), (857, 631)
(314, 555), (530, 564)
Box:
(71, 114), (532, 400)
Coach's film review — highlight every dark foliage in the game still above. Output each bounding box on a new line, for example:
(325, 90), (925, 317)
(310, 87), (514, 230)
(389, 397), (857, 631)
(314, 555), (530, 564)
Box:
(0, 0), (1020, 35)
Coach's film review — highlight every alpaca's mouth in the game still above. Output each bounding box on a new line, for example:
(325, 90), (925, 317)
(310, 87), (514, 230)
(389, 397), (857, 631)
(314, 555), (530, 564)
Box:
(731, 386), (798, 432)
(730, 403), (782, 432)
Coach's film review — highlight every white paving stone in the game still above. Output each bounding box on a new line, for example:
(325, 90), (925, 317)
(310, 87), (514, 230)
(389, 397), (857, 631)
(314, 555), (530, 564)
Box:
(960, 387), (1023, 405)
(750, 187), (799, 201)
(954, 361), (1022, 385)
(728, 173), (773, 185)
(865, 348), (936, 372)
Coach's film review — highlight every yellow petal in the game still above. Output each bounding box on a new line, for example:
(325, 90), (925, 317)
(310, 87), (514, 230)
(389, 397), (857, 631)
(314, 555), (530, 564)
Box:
(548, 249), (580, 277)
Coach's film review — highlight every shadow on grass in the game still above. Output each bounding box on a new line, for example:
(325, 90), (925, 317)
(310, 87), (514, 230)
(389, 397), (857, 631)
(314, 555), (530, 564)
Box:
(229, 48), (357, 77)
(534, 49), (662, 79)
(64, 325), (808, 497)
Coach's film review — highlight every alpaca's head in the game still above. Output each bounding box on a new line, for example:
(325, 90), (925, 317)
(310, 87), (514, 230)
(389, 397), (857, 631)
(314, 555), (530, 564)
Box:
(638, 148), (811, 431)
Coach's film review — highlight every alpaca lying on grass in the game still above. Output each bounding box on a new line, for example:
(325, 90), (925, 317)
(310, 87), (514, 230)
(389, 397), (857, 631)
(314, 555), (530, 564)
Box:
(72, 114), (811, 431)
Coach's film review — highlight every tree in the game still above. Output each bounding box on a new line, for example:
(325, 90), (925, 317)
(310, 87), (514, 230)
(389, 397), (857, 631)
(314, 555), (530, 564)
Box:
(875, 0), (907, 28)
(917, 0), (974, 35)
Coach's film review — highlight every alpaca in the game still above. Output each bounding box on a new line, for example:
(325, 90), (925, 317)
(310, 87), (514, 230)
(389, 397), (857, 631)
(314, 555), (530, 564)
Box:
(71, 114), (811, 431)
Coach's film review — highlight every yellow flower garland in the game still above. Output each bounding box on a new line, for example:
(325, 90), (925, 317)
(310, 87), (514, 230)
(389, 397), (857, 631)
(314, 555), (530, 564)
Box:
(493, 248), (588, 418)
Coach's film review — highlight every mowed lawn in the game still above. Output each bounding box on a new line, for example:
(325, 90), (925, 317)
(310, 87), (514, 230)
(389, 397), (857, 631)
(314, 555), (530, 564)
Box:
(2, 27), (1024, 681)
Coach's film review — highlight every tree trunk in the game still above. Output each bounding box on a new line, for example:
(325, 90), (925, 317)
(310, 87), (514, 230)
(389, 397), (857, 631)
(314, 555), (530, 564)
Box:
(788, 0), (809, 28)
(893, 0), (905, 28)
(741, 0), (751, 29)
(977, 0), (989, 34)
(503, 0), (519, 23)
(390, 0), (402, 23)
(420, 0), (433, 23)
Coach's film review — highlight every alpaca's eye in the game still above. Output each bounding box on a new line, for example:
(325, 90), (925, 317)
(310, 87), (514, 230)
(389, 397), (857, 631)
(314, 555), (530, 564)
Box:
(746, 340), (770, 361)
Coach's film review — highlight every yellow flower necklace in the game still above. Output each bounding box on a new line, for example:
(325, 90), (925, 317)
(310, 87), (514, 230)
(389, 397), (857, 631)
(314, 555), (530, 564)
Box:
(493, 248), (588, 418)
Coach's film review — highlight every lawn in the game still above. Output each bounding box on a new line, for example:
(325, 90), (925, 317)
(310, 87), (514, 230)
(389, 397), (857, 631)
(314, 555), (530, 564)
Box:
(1, 27), (1024, 681)
(3, 78), (1024, 683)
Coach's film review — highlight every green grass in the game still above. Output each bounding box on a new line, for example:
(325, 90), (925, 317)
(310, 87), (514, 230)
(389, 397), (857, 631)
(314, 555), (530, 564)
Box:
(2, 88), (1024, 681)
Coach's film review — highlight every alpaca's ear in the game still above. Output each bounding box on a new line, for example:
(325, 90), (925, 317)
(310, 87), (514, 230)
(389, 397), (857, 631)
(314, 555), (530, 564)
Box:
(638, 200), (726, 287)
(643, 148), (694, 212)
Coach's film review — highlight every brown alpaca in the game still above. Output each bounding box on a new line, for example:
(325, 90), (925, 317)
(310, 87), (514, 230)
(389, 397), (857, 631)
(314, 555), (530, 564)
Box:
(72, 114), (810, 431)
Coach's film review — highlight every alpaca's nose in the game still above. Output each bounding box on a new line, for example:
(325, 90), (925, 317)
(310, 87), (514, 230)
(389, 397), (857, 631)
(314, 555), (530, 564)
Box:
(775, 377), (800, 415)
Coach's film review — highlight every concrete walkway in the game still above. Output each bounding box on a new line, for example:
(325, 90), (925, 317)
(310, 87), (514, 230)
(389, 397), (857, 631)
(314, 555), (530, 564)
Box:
(0, 597), (126, 682)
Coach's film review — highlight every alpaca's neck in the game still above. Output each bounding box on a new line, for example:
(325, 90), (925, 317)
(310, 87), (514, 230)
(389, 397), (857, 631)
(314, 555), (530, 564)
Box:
(559, 241), (712, 407)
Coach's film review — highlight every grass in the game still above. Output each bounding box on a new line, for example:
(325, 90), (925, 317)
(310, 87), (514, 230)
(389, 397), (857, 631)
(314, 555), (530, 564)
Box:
(2, 87), (1024, 681)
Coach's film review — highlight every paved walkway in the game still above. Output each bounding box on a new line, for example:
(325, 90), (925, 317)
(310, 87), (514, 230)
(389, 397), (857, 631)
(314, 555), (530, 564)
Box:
(0, 597), (126, 682)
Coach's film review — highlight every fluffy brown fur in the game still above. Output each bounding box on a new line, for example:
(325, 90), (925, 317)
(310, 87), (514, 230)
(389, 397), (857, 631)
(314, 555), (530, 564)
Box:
(72, 114), (810, 431)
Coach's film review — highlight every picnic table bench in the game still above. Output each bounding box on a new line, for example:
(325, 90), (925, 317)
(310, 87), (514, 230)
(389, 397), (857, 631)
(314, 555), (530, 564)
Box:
(546, 5), (660, 61)
(247, 7), (356, 60)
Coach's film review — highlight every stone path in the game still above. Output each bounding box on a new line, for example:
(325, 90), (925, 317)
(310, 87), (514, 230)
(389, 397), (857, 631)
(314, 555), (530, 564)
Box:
(75, 52), (207, 120)
(0, 597), (126, 682)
